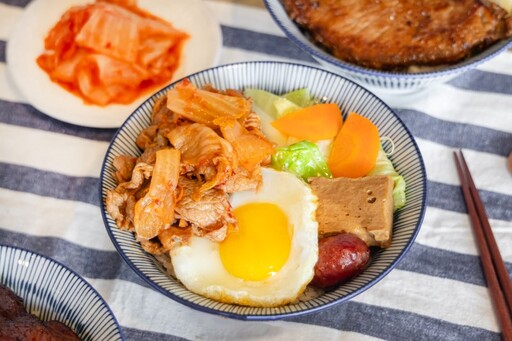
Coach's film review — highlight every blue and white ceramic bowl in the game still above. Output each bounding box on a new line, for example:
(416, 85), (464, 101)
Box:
(0, 245), (124, 340)
(100, 61), (427, 320)
(263, 0), (512, 94)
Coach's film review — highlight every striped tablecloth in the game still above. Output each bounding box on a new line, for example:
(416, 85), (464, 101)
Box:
(1, 1), (511, 340)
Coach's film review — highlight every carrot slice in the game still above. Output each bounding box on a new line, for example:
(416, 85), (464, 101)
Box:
(328, 113), (380, 178)
(271, 103), (342, 141)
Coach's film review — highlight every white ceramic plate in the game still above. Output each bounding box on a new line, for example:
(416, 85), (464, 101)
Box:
(6, 0), (222, 128)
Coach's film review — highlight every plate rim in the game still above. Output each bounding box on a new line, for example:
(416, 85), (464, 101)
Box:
(99, 60), (428, 320)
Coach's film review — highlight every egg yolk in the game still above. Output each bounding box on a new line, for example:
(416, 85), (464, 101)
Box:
(219, 203), (292, 281)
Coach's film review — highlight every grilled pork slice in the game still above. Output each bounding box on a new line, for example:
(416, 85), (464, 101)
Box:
(0, 285), (80, 341)
(309, 176), (394, 248)
(175, 176), (236, 240)
(282, 0), (512, 70)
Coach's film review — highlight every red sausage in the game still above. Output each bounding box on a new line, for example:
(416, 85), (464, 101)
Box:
(311, 233), (370, 288)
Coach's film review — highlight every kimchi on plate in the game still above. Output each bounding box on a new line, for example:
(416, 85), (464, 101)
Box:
(36, 0), (189, 106)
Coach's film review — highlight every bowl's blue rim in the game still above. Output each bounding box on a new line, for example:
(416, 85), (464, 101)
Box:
(99, 60), (428, 321)
(0, 243), (125, 339)
(263, 0), (512, 80)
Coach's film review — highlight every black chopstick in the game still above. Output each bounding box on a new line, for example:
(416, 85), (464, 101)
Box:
(453, 150), (512, 341)
(458, 151), (512, 314)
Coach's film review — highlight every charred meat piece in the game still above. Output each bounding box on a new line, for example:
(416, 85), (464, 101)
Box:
(0, 285), (80, 341)
(45, 321), (82, 341)
(0, 284), (26, 319)
(282, 0), (512, 70)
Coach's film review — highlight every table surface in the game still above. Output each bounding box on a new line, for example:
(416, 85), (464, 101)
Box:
(0, 1), (511, 340)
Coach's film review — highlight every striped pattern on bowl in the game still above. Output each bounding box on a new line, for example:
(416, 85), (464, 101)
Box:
(0, 245), (124, 340)
(99, 61), (427, 320)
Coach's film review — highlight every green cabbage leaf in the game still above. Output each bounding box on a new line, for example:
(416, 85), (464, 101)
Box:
(271, 141), (332, 181)
(368, 146), (406, 211)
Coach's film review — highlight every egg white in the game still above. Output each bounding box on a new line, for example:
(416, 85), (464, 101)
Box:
(170, 167), (319, 307)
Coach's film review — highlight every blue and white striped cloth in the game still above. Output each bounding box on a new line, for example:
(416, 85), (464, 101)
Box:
(1, 1), (511, 340)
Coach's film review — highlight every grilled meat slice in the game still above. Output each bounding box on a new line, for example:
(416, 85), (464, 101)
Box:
(282, 0), (512, 70)
(45, 321), (81, 341)
(112, 155), (136, 183)
(0, 285), (26, 319)
(175, 176), (235, 241)
(0, 285), (80, 341)
(105, 162), (153, 231)
(220, 166), (262, 193)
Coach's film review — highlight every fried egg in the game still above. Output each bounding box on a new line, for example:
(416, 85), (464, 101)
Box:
(170, 167), (319, 307)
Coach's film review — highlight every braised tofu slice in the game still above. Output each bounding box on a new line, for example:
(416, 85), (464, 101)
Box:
(309, 176), (394, 248)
